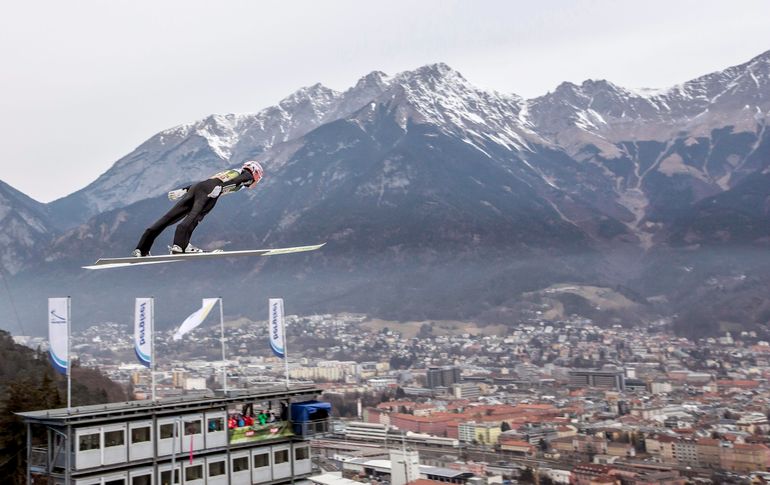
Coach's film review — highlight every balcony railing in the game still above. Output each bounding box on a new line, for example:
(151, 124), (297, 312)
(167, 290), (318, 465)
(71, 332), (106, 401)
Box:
(29, 447), (48, 471)
(292, 418), (331, 438)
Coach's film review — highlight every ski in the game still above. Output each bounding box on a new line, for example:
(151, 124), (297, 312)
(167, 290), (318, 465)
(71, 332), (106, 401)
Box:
(83, 243), (325, 270)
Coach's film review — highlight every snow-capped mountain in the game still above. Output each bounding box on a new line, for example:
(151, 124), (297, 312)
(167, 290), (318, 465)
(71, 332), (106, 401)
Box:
(365, 63), (539, 148)
(50, 50), (770, 235)
(529, 49), (770, 137)
(48, 75), (393, 226)
(48, 63), (538, 226)
(4, 49), (770, 336)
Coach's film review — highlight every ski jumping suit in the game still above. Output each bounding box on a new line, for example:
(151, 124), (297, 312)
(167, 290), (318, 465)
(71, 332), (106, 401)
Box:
(135, 169), (255, 255)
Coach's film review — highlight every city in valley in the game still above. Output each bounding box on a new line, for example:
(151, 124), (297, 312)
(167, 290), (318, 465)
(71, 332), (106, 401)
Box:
(15, 309), (770, 484)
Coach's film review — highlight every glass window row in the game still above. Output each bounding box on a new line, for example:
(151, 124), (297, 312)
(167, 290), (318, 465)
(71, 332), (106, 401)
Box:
(74, 444), (310, 485)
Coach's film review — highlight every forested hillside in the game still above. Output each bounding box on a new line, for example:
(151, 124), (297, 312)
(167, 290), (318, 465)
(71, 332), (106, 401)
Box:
(0, 330), (127, 484)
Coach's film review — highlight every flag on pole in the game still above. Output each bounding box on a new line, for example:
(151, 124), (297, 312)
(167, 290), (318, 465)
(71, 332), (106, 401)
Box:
(173, 298), (219, 340)
(268, 298), (286, 358)
(134, 298), (153, 368)
(48, 297), (70, 375)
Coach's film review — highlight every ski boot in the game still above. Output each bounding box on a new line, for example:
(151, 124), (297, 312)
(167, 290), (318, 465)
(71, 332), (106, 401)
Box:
(170, 244), (205, 254)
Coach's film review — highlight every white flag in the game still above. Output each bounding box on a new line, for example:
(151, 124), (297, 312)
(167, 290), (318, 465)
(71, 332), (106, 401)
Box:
(48, 297), (70, 375)
(134, 298), (153, 368)
(269, 298), (286, 358)
(173, 298), (219, 340)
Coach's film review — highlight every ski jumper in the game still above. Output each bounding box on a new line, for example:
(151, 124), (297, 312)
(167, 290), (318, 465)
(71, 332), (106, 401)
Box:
(135, 169), (255, 255)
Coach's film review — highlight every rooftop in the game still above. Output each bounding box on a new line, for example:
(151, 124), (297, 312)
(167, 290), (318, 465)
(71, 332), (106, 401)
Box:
(17, 384), (320, 425)
(309, 473), (365, 485)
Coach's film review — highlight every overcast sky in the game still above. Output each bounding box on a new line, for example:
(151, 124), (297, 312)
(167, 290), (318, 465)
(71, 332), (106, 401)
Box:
(2, 0), (769, 202)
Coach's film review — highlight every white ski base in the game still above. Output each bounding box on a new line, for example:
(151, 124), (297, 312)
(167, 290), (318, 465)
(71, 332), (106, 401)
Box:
(83, 243), (325, 270)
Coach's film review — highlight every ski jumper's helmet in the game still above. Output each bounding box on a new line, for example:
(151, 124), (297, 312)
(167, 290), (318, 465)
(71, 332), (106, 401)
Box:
(243, 161), (264, 184)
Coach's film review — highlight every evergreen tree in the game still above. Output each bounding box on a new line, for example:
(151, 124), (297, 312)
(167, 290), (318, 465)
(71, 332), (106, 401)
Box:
(0, 329), (124, 482)
(0, 378), (51, 484)
(39, 371), (62, 409)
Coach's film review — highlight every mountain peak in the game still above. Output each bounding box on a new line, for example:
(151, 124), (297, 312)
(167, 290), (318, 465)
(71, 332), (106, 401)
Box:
(417, 62), (455, 75)
(354, 70), (390, 90)
(554, 81), (579, 92)
(387, 63), (478, 104)
(549, 79), (627, 99)
(398, 62), (467, 85)
(358, 62), (531, 150)
(580, 78), (624, 92)
(278, 82), (339, 110)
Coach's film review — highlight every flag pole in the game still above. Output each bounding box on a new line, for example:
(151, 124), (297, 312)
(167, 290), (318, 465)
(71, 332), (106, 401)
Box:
(219, 297), (227, 394)
(67, 296), (72, 409)
(151, 297), (157, 402)
(282, 303), (289, 390)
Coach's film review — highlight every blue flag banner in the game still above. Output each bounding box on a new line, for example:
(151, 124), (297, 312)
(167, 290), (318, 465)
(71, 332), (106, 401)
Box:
(269, 298), (286, 358)
(134, 298), (153, 368)
(48, 297), (70, 375)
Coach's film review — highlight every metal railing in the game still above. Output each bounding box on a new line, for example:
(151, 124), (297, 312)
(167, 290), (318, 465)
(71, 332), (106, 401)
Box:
(293, 418), (331, 438)
(29, 447), (48, 470)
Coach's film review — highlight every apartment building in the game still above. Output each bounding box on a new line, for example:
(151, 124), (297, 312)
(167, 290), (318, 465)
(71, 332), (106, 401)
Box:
(456, 421), (500, 446)
(647, 435), (770, 472)
(568, 369), (626, 391)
